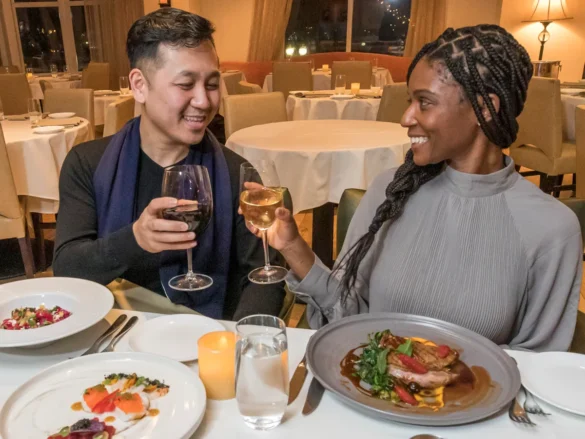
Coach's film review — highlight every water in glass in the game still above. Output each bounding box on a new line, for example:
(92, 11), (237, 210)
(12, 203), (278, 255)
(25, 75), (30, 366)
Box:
(335, 74), (346, 94)
(119, 76), (130, 95)
(27, 98), (41, 127)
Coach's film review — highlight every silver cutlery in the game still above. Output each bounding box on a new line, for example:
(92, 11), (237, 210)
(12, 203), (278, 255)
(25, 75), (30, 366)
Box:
(302, 377), (325, 416)
(522, 386), (550, 416)
(508, 397), (536, 425)
(101, 316), (138, 353)
(288, 353), (308, 405)
(81, 314), (127, 356)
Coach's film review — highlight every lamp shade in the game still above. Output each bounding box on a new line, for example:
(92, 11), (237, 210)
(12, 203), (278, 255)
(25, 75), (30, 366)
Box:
(523, 0), (573, 23)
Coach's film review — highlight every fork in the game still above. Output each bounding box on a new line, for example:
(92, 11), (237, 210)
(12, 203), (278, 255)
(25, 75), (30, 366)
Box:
(522, 386), (551, 416)
(509, 397), (537, 426)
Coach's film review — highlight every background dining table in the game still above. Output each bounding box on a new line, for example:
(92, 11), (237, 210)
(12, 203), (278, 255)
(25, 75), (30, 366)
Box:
(94, 94), (135, 126)
(28, 76), (82, 100)
(226, 119), (410, 267)
(286, 92), (381, 121)
(561, 93), (585, 141)
(0, 308), (582, 439)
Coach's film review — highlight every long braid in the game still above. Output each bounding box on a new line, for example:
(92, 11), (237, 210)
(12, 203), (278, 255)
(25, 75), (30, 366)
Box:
(334, 24), (533, 304)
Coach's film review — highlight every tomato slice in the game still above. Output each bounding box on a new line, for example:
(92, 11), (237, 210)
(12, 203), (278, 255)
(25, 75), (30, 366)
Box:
(395, 384), (418, 406)
(437, 345), (451, 359)
(397, 354), (428, 374)
(92, 390), (120, 414)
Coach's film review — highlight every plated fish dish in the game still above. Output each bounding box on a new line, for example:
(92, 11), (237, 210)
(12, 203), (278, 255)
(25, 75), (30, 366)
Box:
(1, 305), (71, 330)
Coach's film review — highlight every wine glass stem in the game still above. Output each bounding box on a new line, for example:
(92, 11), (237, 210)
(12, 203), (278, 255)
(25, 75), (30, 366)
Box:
(262, 229), (271, 271)
(186, 247), (195, 280)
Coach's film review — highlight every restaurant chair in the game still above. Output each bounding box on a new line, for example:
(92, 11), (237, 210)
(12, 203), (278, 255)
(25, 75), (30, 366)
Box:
(0, 65), (20, 74)
(570, 311), (585, 354)
(237, 80), (262, 94)
(39, 80), (53, 95)
(273, 62), (313, 97)
(0, 73), (32, 115)
(576, 106), (585, 199)
(43, 88), (95, 133)
(222, 72), (244, 95)
(0, 124), (36, 278)
(331, 61), (372, 90)
(81, 62), (110, 90)
(376, 82), (409, 123)
(223, 92), (287, 139)
(103, 97), (135, 137)
(509, 77), (576, 196)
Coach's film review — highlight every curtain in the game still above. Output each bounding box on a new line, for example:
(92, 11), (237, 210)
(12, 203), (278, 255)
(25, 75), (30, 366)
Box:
(404, 0), (447, 58)
(247, 0), (294, 62)
(84, 0), (144, 89)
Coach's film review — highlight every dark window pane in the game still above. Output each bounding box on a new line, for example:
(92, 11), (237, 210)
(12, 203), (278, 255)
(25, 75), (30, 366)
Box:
(352, 0), (411, 56)
(71, 6), (90, 70)
(16, 7), (65, 73)
(286, 0), (348, 55)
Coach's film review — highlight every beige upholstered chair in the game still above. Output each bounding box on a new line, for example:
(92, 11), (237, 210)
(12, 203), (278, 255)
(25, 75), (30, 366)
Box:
(237, 80), (262, 94)
(273, 62), (313, 97)
(0, 74), (32, 115)
(81, 62), (110, 90)
(331, 61), (372, 89)
(0, 65), (20, 73)
(509, 77), (576, 194)
(577, 105), (585, 199)
(222, 72), (244, 95)
(43, 88), (95, 132)
(223, 92), (287, 139)
(376, 82), (409, 123)
(103, 97), (135, 137)
(39, 80), (53, 95)
(0, 124), (35, 278)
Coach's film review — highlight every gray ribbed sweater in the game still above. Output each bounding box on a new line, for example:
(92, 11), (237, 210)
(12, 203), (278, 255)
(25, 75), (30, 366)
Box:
(287, 158), (582, 352)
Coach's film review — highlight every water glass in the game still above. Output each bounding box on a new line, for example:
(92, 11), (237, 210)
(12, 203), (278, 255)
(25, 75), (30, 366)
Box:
(50, 64), (58, 78)
(235, 315), (288, 431)
(27, 98), (41, 127)
(334, 74), (347, 94)
(119, 76), (130, 95)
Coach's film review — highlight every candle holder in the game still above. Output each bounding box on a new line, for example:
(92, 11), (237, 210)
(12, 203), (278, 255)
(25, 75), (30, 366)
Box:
(197, 331), (236, 400)
(351, 82), (360, 96)
(322, 64), (329, 72)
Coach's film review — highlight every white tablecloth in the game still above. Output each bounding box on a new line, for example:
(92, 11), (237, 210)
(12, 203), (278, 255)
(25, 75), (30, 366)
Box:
(226, 120), (410, 213)
(29, 77), (82, 100)
(94, 94), (135, 125)
(561, 94), (585, 141)
(263, 68), (393, 93)
(0, 308), (582, 439)
(2, 118), (93, 203)
(286, 93), (381, 121)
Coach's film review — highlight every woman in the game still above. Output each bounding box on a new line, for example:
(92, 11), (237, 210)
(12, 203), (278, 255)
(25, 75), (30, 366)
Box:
(245, 25), (582, 351)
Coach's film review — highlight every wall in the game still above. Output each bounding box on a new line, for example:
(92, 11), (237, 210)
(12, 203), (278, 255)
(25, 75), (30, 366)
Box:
(445, 0), (501, 29)
(500, 0), (585, 81)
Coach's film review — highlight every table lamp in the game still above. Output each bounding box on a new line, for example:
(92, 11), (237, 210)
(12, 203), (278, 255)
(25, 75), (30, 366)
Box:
(522, 0), (573, 60)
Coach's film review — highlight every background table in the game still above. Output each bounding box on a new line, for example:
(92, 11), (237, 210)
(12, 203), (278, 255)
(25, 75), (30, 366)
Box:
(29, 77), (82, 100)
(94, 94), (135, 125)
(286, 93), (381, 121)
(263, 68), (393, 93)
(226, 120), (410, 266)
(561, 94), (585, 141)
(2, 119), (93, 205)
(0, 308), (582, 439)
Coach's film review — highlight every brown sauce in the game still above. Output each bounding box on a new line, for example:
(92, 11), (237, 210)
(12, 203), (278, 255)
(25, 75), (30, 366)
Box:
(147, 409), (160, 417)
(104, 416), (116, 423)
(70, 402), (83, 411)
(339, 345), (497, 414)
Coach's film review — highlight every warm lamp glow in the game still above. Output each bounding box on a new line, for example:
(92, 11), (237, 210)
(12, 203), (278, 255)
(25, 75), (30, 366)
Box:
(523, 0), (573, 23)
(285, 46), (295, 57)
(298, 46), (308, 56)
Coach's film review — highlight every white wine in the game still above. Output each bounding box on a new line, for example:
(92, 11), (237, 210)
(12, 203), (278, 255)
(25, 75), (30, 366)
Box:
(240, 188), (283, 230)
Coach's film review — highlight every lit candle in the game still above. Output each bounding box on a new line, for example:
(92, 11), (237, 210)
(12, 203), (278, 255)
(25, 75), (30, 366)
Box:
(351, 82), (360, 95)
(198, 331), (236, 400)
(322, 64), (329, 72)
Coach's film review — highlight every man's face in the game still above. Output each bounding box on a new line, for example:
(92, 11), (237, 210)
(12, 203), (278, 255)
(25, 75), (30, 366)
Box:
(135, 41), (221, 146)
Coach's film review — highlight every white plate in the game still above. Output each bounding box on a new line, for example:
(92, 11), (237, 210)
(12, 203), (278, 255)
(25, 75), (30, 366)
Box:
(560, 88), (582, 95)
(330, 94), (354, 100)
(519, 352), (585, 416)
(0, 278), (113, 348)
(32, 126), (64, 134)
(129, 314), (224, 362)
(48, 112), (75, 119)
(0, 352), (206, 439)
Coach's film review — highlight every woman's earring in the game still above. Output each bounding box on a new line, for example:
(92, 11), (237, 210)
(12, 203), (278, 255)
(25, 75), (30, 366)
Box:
(477, 121), (481, 126)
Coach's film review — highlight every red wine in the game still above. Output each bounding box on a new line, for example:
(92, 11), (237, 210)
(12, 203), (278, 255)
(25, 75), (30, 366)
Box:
(163, 202), (212, 235)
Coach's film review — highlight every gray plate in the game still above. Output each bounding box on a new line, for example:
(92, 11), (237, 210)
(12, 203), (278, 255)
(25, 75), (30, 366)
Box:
(306, 312), (520, 426)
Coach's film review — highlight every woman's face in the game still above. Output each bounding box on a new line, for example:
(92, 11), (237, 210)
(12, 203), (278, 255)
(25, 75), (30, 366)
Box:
(401, 59), (482, 167)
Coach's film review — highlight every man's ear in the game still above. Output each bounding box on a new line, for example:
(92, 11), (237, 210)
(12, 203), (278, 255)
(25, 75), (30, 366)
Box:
(129, 67), (147, 104)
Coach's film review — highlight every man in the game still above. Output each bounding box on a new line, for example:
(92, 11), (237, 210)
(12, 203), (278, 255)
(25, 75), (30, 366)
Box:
(53, 8), (285, 320)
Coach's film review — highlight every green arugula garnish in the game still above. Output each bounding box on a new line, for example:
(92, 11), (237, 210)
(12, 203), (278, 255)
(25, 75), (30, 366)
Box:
(396, 339), (413, 356)
(354, 330), (395, 397)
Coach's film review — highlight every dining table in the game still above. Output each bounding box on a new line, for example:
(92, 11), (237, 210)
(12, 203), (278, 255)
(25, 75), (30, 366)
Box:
(28, 76), (82, 100)
(286, 92), (382, 121)
(561, 93), (585, 141)
(94, 93), (135, 126)
(0, 307), (583, 439)
(226, 120), (410, 267)
(263, 67), (393, 93)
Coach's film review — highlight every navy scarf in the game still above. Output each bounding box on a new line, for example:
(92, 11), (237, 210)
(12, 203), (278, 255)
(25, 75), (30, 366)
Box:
(93, 117), (233, 318)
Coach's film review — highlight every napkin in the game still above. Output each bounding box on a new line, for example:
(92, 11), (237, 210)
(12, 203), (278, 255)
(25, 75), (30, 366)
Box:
(37, 117), (82, 127)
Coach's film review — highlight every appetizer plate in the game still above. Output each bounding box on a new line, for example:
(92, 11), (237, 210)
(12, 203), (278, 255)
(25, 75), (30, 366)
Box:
(306, 312), (520, 426)
(0, 278), (113, 348)
(128, 314), (224, 362)
(48, 112), (75, 119)
(519, 352), (585, 416)
(32, 126), (64, 134)
(0, 352), (206, 439)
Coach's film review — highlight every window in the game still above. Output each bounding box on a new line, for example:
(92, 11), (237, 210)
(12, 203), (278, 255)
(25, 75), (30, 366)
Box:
(71, 6), (89, 70)
(286, 0), (412, 57)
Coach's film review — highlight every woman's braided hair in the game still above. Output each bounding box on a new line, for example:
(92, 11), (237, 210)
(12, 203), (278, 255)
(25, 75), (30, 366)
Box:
(334, 25), (533, 303)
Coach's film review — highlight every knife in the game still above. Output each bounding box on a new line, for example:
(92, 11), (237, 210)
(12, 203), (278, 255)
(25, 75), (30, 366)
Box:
(302, 377), (325, 416)
(101, 316), (139, 353)
(80, 314), (127, 356)
(288, 353), (308, 405)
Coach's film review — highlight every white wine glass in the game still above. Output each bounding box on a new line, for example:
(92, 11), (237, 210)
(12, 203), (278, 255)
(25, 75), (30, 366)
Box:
(119, 76), (130, 95)
(161, 165), (214, 291)
(50, 64), (58, 78)
(240, 161), (288, 284)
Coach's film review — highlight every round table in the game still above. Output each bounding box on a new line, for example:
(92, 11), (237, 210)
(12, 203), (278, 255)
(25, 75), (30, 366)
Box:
(286, 92), (381, 121)
(226, 120), (409, 266)
(94, 94), (135, 125)
(29, 77), (82, 100)
(561, 94), (585, 141)
(263, 68), (393, 92)
(2, 118), (93, 211)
